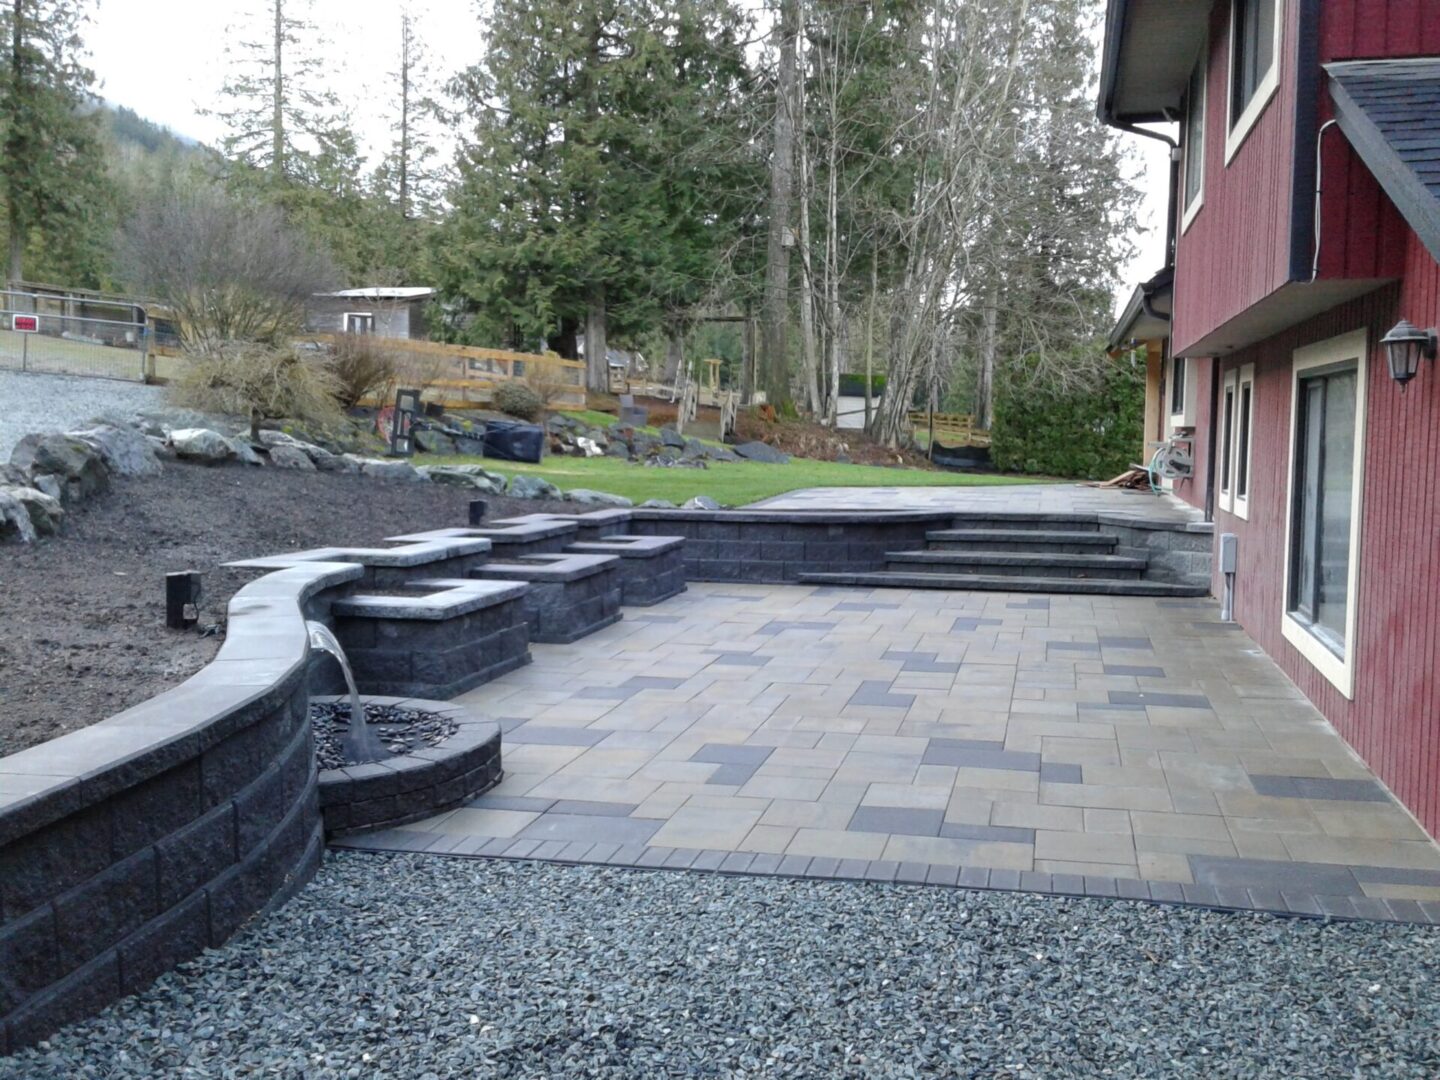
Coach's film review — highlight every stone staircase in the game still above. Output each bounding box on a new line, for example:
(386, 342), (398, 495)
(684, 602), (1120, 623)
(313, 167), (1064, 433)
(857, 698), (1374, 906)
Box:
(799, 513), (1211, 597)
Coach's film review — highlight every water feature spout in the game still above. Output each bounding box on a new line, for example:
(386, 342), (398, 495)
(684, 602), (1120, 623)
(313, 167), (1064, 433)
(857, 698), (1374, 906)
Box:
(305, 620), (387, 764)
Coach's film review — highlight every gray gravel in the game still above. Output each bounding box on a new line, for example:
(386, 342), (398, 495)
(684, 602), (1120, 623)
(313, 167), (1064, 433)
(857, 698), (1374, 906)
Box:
(0, 371), (168, 457)
(5, 853), (1439, 1078)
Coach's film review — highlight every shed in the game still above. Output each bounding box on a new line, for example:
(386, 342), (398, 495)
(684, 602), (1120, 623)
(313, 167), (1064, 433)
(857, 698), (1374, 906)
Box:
(306, 287), (435, 340)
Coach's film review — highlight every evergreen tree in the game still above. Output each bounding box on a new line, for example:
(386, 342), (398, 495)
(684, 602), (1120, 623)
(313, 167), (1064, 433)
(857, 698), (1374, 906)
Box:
(0, 0), (107, 284)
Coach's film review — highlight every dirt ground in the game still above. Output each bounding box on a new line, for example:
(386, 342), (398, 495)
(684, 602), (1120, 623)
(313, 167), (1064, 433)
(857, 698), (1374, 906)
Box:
(733, 412), (931, 468)
(0, 462), (571, 756)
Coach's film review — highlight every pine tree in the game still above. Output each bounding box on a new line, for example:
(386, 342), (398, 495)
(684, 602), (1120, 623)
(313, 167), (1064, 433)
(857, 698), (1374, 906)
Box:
(0, 0), (107, 284)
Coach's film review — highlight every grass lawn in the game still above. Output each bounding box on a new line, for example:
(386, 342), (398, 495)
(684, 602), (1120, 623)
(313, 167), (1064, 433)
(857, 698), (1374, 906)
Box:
(419, 452), (1051, 506)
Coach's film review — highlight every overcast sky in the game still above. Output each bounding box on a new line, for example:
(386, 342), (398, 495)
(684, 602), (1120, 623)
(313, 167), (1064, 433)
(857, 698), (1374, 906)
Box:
(86, 0), (1171, 312)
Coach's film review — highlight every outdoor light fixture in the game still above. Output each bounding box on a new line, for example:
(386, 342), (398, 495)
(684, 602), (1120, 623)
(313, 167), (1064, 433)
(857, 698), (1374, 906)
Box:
(1381, 319), (1438, 390)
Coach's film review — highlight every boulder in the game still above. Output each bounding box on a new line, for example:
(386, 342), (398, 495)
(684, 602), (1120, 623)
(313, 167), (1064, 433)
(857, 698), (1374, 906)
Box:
(659, 426), (686, 449)
(227, 438), (264, 466)
(31, 474), (63, 501)
(506, 473), (562, 500)
(0, 485), (63, 536)
(256, 430), (303, 449)
(0, 490), (37, 543)
(170, 428), (237, 464)
(639, 498), (676, 509)
(417, 466), (506, 494)
(604, 441), (631, 460)
(351, 458), (422, 483)
(733, 440), (791, 465)
(454, 435), (486, 456)
(308, 445), (359, 473)
(413, 428), (456, 455)
(682, 495), (722, 510)
(709, 447), (742, 463)
(268, 444), (317, 471)
(565, 488), (633, 508)
(13, 435), (111, 500)
(575, 436), (604, 458)
(69, 424), (163, 477)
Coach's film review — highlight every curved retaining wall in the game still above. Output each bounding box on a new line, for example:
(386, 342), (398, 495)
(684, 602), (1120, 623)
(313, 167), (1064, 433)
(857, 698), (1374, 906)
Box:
(0, 561), (362, 1054)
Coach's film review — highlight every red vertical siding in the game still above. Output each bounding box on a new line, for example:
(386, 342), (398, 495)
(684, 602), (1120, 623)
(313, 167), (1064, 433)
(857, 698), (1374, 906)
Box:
(1211, 219), (1440, 837)
(1172, 0), (1300, 355)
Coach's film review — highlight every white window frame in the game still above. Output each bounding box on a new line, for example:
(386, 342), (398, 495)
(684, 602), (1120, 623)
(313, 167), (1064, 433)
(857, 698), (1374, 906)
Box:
(1169, 353), (1197, 429)
(1181, 50), (1207, 233)
(343, 311), (375, 334)
(1225, 0), (1284, 165)
(1280, 329), (1367, 699)
(1219, 364), (1255, 518)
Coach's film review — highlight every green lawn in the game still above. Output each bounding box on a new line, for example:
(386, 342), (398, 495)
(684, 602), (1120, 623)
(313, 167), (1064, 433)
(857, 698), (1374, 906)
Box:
(420, 452), (1050, 506)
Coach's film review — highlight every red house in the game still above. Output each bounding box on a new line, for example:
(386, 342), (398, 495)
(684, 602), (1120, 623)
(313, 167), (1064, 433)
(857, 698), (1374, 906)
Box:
(1102, 0), (1440, 839)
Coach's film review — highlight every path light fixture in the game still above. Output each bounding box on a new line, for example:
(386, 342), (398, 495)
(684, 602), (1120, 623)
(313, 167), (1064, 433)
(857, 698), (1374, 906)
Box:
(1381, 319), (1437, 390)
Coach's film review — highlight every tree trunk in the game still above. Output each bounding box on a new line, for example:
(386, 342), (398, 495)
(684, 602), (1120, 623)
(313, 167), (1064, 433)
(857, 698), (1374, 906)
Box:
(662, 329), (684, 384)
(549, 317), (579, 361)
(398, 12), (411, 219)
(796, 51), (820, 415)
(863, 246), (877, 430)
(6, 0), (23, 283)
(760, 0), (799, 408)
(741, 311), (755, 403)
(272, 0), (285, 181)
(977, 290), (998, 431)
(584, 289), (608, 393)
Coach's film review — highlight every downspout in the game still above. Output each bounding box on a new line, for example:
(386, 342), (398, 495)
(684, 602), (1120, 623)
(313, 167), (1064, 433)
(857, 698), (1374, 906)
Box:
(1203, 358), (1220, 523)
(1114, 122), (1180, 268)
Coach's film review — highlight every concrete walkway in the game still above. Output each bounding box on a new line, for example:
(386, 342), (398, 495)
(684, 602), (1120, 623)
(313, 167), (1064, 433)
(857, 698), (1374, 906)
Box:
(753, 482), (1204, 525)
(338, 583), (1440, 922)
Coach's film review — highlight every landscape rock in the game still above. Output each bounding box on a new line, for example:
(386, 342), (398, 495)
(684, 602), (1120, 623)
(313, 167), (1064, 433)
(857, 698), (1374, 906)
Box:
(604, 441), (632, 460)
(268, 444), (318, 471)
(350, 457), (423, 483)
(68, 424), (163, 477)
(31, 473), (63, 501)
(416, 466), (506, 494)
(227, 438), (264, 466)
(682, 495), (722, 510)
(507, 473), (562, 500)
(413, 428), (456, 455)
(454, 435), (486, 456)
(256, 430), (304, 449)
(1, 485), (63, 536)
(308, 445), (360, 473)
(575, 436), (604, 458)
(0, 490), (37, 543)
(639, 498), (676, 509)
(170, 428), (237, 464)
(15, 434), (111, 499)
(659, 426), (686, 449)
(565, 488), (633, 507)
(709, 447), (742, 462)
(733, 440), (791, 464)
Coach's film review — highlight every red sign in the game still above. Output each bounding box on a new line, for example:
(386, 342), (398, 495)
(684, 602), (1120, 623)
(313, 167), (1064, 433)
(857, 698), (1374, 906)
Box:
(11, 315), (38, 333)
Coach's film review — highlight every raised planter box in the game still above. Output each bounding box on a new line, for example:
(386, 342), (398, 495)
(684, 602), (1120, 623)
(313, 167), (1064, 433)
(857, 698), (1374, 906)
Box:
(314, 696), (502, 835)
(473, 552), (623, 643)
(567, 535), (687, 606)
(329, 578), (532, 700)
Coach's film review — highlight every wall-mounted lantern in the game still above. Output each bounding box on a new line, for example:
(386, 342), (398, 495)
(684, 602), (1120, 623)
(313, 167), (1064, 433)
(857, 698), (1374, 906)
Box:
(1381, 319), (1438, 390)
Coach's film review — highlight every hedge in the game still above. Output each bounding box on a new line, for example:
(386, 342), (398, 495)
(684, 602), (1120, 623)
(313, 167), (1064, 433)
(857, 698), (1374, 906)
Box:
(989, 354), (1145, 480)
(837, 373), (886, 397)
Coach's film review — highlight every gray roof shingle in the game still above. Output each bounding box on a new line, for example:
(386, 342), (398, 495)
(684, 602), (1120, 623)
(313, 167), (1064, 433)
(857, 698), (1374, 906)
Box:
(1327, 59), (1440, 263)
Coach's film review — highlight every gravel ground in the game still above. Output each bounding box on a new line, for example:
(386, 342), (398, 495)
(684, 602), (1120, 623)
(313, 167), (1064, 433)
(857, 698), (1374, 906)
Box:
(0, 371), (169, 456)
(5, 853), (1438, 1079)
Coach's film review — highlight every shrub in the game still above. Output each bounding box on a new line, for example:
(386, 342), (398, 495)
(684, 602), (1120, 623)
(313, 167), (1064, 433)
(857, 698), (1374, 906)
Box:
(493, 381), (543, 421)
(838, 373), (886, 398)
(172, 343), (343, 440)
(523, 354), (579, 411)
(329, 334), (398, 409)
(989, 351), (1145, 480)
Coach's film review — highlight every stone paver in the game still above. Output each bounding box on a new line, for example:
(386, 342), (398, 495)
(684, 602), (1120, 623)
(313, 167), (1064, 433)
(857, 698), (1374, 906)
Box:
(335, 582), (1440, 923)
(751, 483), (1202, 524)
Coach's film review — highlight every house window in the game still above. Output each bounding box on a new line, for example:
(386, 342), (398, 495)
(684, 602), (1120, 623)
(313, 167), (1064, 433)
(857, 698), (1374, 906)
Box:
(1181, 56), (1206, 228)
(1282, 330), (1367, 699)
(1170, 355), (1188, 418)
(344, 312), (375, 334)
(1219, 364), (1255, 518)
(1226, 0), (1282, 162)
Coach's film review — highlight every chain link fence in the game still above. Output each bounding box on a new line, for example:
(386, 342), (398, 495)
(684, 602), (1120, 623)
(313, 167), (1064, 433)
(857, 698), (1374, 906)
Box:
(0, 289), (149, 382)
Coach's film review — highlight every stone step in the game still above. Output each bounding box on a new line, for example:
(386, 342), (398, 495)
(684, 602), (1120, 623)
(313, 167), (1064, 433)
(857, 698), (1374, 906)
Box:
(885, 550), (1148, 580)
(942, 512), (1103, 533)
(798, 571), (1210, 597)
(926, 529), (1120, 554)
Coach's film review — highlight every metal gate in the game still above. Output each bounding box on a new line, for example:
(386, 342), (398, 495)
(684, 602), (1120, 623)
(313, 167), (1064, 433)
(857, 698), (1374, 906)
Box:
(0, 289), (149, 382)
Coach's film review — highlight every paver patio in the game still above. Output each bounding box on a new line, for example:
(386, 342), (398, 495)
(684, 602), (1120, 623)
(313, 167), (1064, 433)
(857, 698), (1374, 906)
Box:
(337, 581), (1440, 921)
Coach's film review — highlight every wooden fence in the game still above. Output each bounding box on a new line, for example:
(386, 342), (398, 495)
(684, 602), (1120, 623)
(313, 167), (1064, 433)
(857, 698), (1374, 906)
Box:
(907, 411), (992, 448)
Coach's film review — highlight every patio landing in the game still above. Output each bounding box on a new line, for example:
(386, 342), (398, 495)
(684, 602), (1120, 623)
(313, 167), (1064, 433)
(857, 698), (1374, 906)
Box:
(336, 582), (1440, 924)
